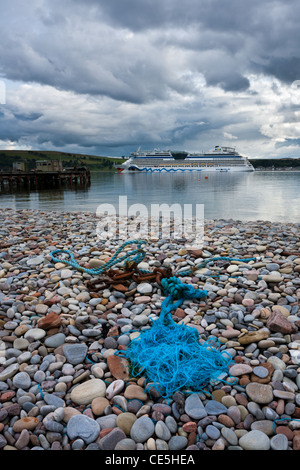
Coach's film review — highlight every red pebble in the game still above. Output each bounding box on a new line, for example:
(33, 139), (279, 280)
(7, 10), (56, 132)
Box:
(0, 391), (16, 402)
(99, 427), (114, 438)
(182, 421), (197, 433)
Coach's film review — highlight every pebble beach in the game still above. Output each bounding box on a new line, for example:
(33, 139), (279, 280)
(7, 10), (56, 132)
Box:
(1, 208), (300, 451)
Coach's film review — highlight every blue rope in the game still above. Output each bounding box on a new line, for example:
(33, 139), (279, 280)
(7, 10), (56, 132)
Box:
(37, 383), (44, 399)
(49, 241), (257, 398)
(50, 239), (257, 277)
(158, 276), (208, 325)
(50, 239), (149, 275)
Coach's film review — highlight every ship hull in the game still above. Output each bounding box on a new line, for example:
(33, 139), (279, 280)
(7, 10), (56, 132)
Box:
(120, 165), (254, 173)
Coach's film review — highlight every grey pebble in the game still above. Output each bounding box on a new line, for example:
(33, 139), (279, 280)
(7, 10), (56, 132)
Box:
(270, 433), (289, 451)
(165, 415), (178, 434)
(44, 393), (66, 408)
(168, 436), (188, 450)
(38, 434), (50, 450)
(96, 414), (117, 430)
(221, 427), (238, 446)
(98, 428), (127, 450)
(155, 420), (171, 441)
(115, 438), (137, 450)
(33, 370), (46, 383)
(205, 400), (228, 415)
(67, 414), (100, 444)
(44, 333), (66, 348)
(206, 424), (221, 440)
(130, 416), (155, 443)
(62, 343), (88, 365)
(15, 429), (30, 449)
(72, 438), (85, 450)
(185, 393), (207, 419)
(253, 366), (269, 378)
(44, 419), (64, 433)
(12, 372), (31, 389)
(239, 430), (270, 450)
(27, 256), (45, 266)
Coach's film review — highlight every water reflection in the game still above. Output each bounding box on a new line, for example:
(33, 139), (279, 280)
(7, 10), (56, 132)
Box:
(0, 170), (299, 222)
(117, 171), (252, 207)
(0, 178), (90, 211)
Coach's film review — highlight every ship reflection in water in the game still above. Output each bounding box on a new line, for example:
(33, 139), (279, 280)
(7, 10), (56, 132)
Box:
(0, 170), (299, 223)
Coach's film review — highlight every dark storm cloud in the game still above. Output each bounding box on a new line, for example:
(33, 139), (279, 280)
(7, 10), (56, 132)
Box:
(0, 0), (277, 99)
(13, 112), (43, 121)
(90, 0), (267, 33)
(1, 0), (300, 156)
(0, 15), (188, 104)
(258, 57), (300, 84)
(1, 0), (300, 101)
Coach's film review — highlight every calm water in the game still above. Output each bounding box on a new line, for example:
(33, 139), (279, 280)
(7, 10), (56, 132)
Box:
(0, 171), (299, 223)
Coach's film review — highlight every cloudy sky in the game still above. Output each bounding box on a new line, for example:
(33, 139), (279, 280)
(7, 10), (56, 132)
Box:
(1, 0), (300, 158)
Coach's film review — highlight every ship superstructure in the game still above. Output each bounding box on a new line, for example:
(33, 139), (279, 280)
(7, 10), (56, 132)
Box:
(117, 146), (254, 172)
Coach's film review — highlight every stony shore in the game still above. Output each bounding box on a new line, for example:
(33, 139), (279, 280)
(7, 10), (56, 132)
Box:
(1, 208), (300, 451)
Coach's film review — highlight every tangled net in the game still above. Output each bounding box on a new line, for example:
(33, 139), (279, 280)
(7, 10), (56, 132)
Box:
(50, 241), (251, 399)
(117, 277), (235, 398)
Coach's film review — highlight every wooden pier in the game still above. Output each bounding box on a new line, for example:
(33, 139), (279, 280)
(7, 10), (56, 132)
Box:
(0, 167), (91, 189)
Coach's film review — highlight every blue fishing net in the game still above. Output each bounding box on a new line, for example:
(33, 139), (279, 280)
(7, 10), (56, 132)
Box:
(117, 277), (235, 398)
(50, 241), (251, 399)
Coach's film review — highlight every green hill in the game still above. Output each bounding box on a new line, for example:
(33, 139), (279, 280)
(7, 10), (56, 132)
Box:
(249, 158), (300, 169)
(0, 150), (125, 171)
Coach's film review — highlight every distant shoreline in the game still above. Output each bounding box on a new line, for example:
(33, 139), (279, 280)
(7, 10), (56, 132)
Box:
(252, 168), (300, 171)
(0, 150), (300, 172)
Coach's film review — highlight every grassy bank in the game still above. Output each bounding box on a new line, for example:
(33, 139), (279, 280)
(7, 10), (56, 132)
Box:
(0, 150), (125, 172)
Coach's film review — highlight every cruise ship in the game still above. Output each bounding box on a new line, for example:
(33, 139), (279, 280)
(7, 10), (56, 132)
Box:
(116, 146), (254, 173)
